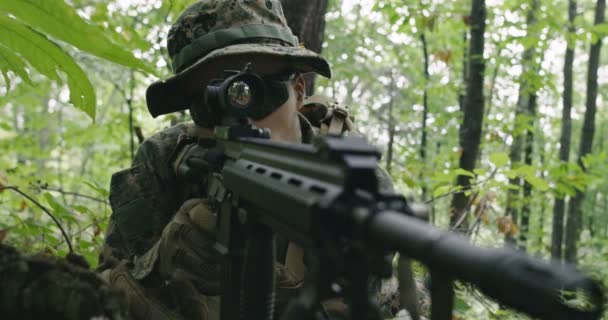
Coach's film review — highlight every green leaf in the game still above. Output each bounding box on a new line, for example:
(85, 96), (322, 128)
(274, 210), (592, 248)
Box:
(0, 121), (11, 131)
(453, 168), (475, 178)
(0, 0), (156, 75)
(84, 181), (109, 198)
(431, 171), (454, 183)
(473, 168), (487, 176)
(43, 192), (70, 216)
(490, 152), (510, 167)
(453, 295), (471, 313)
(515, 165), (535, 177)
(525, 175), (550, 191)
(73, 205), (94, 215)
(0, 16), (95, 118)
(0, 44), (33, 88)
(433, 185), (452, 198)
(0, 69), (8, 89)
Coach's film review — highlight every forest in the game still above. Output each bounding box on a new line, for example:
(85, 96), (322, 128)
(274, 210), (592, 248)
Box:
(0, 0), (607, 319)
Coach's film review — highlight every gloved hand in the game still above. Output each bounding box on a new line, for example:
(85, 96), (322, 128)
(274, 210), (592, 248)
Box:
(173, 141), (224, 183)
(152, 198), (308, 318)
(156, 198), (222, 295)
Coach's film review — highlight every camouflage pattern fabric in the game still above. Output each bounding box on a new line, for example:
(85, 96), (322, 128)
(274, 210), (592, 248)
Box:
(1, 244), (127, 320)
(164, 0), (328, 75)
(167, 0), (296, 67)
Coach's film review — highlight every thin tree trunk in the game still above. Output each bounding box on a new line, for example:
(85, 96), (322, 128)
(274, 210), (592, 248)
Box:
(386, 73), (396, 174)
(280, 0), (329, 95)
(564, 0), (605, 263)
(459, 30), (468, 112)
(604, 195), (608, 238)
(505, 0), (539, 246)
(450, 0), (486, 232)
(536, 140), (548, 253)
(478, 47), (503, 163)
(485, 51), (501, 114)
(420, 33), (430, 201)
(430, 141), (441, 225)
(127, 71), (135, 162)
(552, 0), (577, 261)
(519, 94), (537, 251)
(588, 193), (597, 237)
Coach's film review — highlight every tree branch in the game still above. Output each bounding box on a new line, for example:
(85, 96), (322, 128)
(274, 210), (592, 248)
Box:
(40, 186), (107, 204)
(1, 186), (73, 253)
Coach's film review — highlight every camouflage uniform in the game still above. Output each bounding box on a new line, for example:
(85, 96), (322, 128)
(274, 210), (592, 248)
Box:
(0, 244), (127, 320)
(99, 1), (413, 319)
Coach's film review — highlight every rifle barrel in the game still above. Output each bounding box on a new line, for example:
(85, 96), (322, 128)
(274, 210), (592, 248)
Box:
(368, 211), (604, 320)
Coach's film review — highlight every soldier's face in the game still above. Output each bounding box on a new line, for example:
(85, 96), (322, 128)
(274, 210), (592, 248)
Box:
(248, 74), (306, 131)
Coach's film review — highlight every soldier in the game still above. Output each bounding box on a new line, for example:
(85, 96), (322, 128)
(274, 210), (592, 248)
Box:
(98, 1), (420, 319)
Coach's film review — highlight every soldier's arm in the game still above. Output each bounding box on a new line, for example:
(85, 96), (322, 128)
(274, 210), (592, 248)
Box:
(98, 124), (191, 272)
(98, 123), (209, 320)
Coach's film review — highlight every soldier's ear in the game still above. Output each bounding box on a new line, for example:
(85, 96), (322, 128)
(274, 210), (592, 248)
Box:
(293, 74), (306, 103)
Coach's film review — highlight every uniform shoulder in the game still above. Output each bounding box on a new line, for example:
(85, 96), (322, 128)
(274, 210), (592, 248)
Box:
(134, 122), (199, 165)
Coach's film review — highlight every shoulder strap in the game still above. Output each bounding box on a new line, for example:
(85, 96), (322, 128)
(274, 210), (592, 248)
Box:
(300, 95), (355, 135)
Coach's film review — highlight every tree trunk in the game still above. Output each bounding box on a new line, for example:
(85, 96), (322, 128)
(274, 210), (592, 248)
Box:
(505, 0), (539, 247)
(536, 140), (548, 253)
(420, 33), (430, 201)
(386, 73), (396, 174)
(449, 0), (486, 232)
(564, 0), (605, 263)
(519, 93), (537, 251)
(459, 30), (468, 112)
(280, 0), (329, 95)
(552, 0), (577, 261)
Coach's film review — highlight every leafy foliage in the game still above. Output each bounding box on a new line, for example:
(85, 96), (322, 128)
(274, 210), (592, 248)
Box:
(0, 0), (607, 319)
(0, 0), (155, 118)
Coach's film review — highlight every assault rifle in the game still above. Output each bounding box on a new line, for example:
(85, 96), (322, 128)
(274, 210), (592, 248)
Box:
(147, 64), (605, 320)
(206, 129), (604, 320)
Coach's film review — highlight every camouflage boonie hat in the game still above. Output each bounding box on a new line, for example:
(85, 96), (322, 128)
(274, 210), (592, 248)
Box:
(146, 0), (332, 118)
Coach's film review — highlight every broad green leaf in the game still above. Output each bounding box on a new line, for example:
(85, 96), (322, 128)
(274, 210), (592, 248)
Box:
(591, 23), (608, 37)
(453, 295), (470, 313)
(400, 173), (418, 188)
(490, 152), (509, 167)
(515, 165), (535, 177)
(473, 168), (487, 176)
(43, 192), (70, 216)
(0, 44), (33, 88)
(0, 121), (11, 131)
(525, 175), (549, 191)
(453, 168), (475, 178)
(0, 0), (156, 75)
(73, 205), (94, 215)
(433, 185), (452, 198)
(0, 69), (8, 89)
(84, 181), (109, 198)
(0, 169), (7, 190)
(0, 16), (95, 118)
(431, 171), (454, 183)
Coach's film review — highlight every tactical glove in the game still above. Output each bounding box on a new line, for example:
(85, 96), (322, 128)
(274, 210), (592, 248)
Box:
(155, 198), (222, 296)
(173, 141), (224, 183)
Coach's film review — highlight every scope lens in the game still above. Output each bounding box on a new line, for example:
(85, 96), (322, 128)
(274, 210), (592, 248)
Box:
(227, 81), (252, 109)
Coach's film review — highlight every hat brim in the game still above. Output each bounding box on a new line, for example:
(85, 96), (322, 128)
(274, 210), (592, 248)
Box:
(146, 43), (332, 118)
